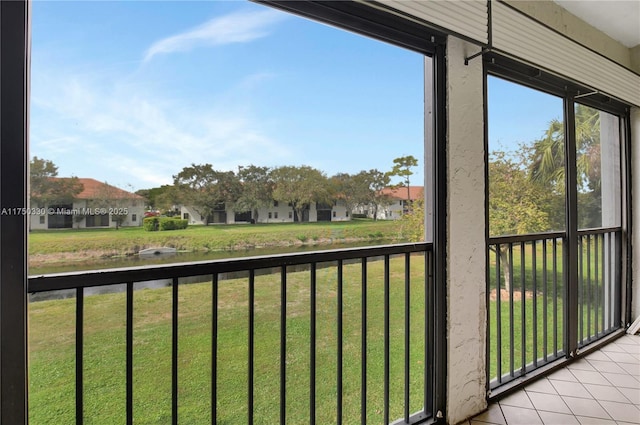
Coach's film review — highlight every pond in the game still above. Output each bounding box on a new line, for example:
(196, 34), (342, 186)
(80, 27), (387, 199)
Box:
(28, 239), (400, 301)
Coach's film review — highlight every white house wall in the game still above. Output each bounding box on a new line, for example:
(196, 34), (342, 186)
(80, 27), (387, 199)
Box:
(182, 201), (351, 224)
(256, 203), (295, 223)
(332, 201), (349, 221)
(30, 199), (144, 229)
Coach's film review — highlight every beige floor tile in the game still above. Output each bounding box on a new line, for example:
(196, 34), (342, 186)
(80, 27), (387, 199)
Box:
(548, 369), (578, 382)
(619, 387), (640, 404)
(602, 372), (640, 389)
(598, 400), (640, 423)
(471, 403), (506, 425)
(550, 380), (593, 398)
(583, 382), (631, 403)
(570, 369), (611, 386)
(601, 343), (628, 353)
(568, 360), (596, 372)
(526, 392), (571, 414)
(621, 344), (640, 355)
(525, 379), (558, 395)
(500, 391), (534, 409)
(537, 410), (580, 425)
(617, 335), (640, 346)
(575, 415), (616, 425)
(562, 396), (611, 420)
(619, 362), (640, 377)
(605, 351), (638, 364)
(587, 359), (627, 374)
(584, 350), (612, 361)
(500, 405), (543, 425)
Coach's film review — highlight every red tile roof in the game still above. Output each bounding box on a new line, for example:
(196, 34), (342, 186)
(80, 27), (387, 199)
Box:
(56, 178), (144, 200)
(380, 186), (424, 201)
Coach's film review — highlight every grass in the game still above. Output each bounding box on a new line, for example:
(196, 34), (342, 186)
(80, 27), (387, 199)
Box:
(30, 227), (618, 420)
(29, 219), (403, 264)
(29, 254), (428, 424)
(487, 239), (614, 383)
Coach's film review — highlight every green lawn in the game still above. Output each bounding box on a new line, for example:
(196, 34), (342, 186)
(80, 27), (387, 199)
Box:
(29, 219), (403, 259)
(30, 230), (618, 421)
(29, 254), (428, 424)
(487, 239), (613, 383)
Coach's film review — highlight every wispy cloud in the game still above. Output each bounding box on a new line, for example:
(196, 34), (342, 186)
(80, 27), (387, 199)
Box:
(30, 69), (292, 190)
(143, 9), (285, 62)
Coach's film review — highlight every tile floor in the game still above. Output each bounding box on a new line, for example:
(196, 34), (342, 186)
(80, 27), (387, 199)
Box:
(468, 333), (640, 425)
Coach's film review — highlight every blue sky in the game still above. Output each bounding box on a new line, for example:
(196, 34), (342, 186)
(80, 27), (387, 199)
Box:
(487, 76), (564, 154)
(31, 1), (562, 193)
(31, 1), (426, 191)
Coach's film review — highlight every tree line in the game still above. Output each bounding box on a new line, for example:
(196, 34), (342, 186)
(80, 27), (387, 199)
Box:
(138, 155), (419, 223)
(29, 155), (419, 224)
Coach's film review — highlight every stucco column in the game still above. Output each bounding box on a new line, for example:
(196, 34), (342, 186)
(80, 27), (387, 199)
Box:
(445, 37), (487, 424)
(631, 107), (640, 322)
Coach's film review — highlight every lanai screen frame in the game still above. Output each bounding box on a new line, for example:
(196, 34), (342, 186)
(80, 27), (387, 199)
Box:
(0, 0), (451, 423)
(483, 52), (633, 398)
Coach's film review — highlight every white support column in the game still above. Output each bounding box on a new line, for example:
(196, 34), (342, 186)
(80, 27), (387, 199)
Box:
(445, 36), (487, 424)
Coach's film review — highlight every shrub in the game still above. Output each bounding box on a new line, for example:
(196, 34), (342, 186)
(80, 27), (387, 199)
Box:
(159, 217), (188, 231)
(144, 217), (188, 231)
(143, 217), (159, 231)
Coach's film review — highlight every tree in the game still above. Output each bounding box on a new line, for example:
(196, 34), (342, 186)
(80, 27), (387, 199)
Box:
(136, 185), (178, 213)
(91, 182), (136, 230)
(30, 157), (83, 206)
(399, 196), (425, 242)
(271, 165), (331, 222)
(361, 169), (392, 220)
(489, 149), (552, 291)
(388, 155), (418, 203)
(173, 164), (242, 225)
(235, 165), (273, 222)
(529, 104), (602, 228)
(330, 172), (370, 217)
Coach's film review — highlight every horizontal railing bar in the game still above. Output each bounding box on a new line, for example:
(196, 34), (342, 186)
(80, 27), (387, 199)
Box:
(28, 243), (431, 293)
(576, 227), (621, 236)
(489, 231), (565, 244)
(489, 227), (620, 245)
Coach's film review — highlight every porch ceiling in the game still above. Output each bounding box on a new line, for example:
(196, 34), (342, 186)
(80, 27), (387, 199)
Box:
(554, 0), (640, 48)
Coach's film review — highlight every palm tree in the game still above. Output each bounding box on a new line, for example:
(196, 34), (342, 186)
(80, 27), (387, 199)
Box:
(529, 104), (601, 193)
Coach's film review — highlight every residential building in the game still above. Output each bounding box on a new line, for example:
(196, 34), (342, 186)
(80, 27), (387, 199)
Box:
(180, 199), (351, 224)
(356, 186), (424, 220)
(30, 178), (145, 229)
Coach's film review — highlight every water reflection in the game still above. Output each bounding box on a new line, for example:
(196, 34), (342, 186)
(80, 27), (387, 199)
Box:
(29, 240), (398, 302)
(29, 239), (395, 275)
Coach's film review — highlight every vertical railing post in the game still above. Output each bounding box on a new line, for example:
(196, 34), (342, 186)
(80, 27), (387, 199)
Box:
(336, 260), (343, 425)
(76, 288), (84, 425)
(212, 274), (218, 425)
(0, 1), (30, 423)
(564, 96), (579, 357)
(360, 258), (367, 425)
(126, 283), (134, 425)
